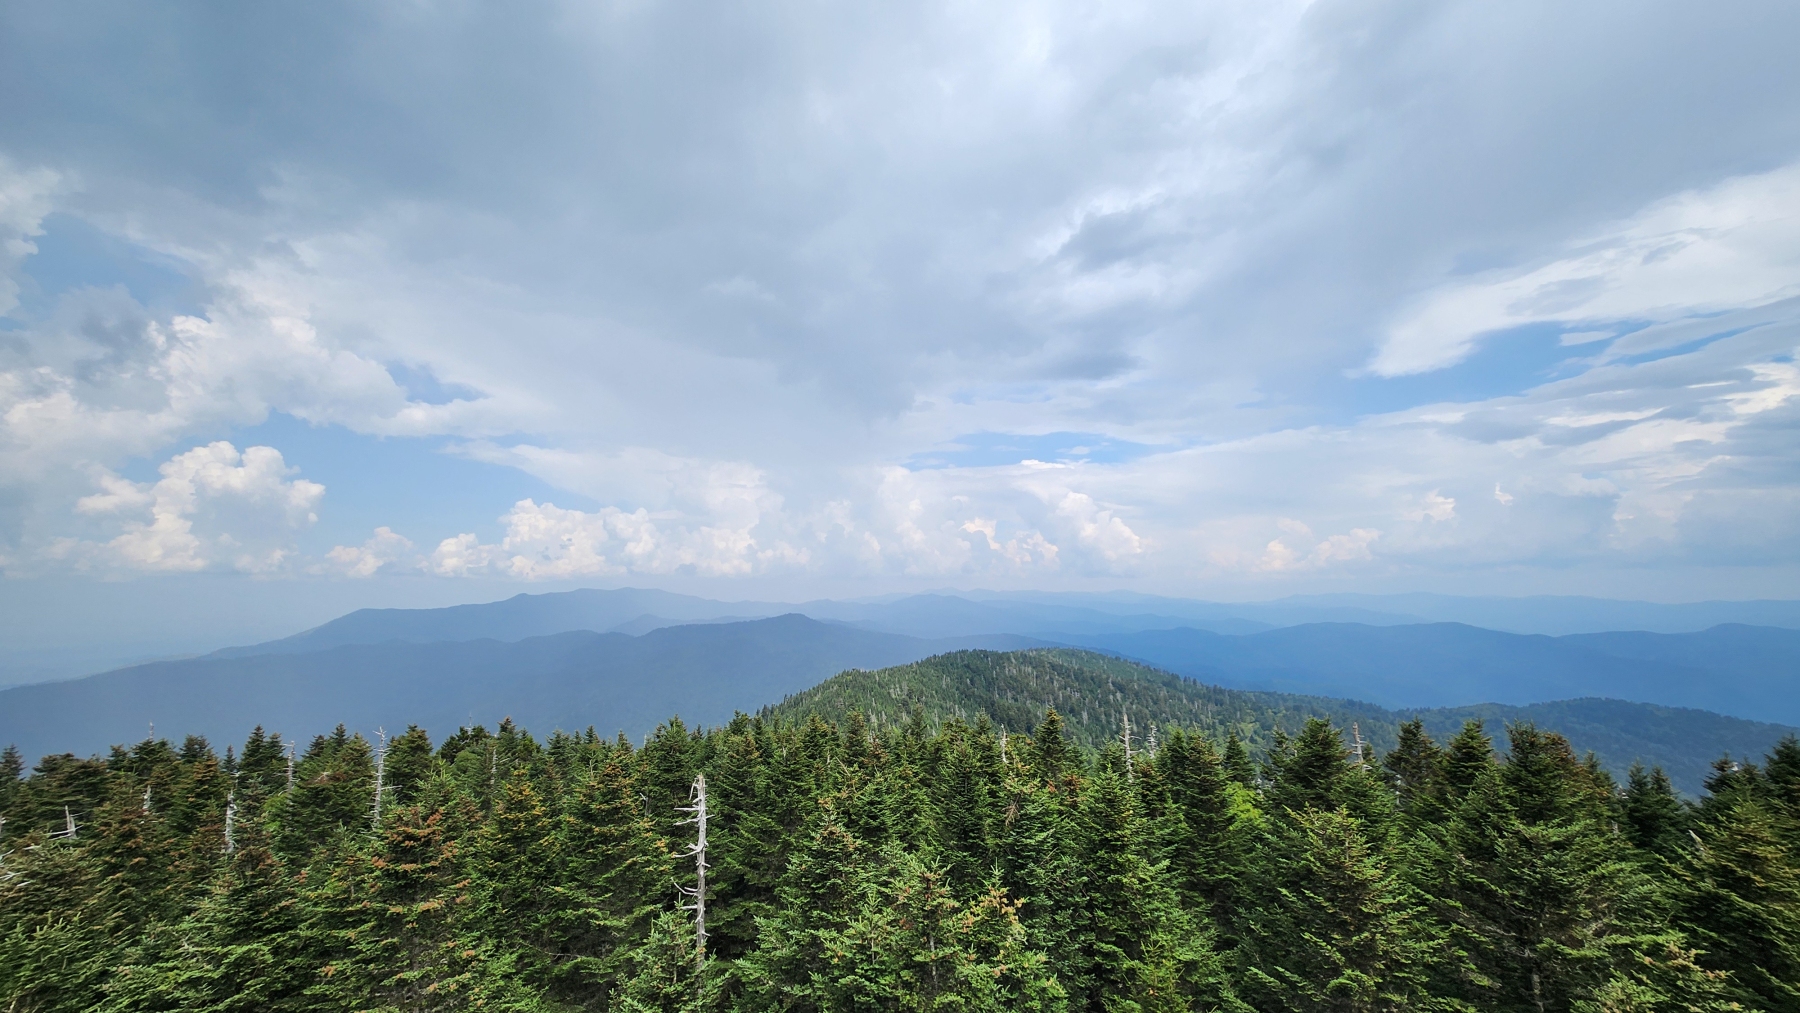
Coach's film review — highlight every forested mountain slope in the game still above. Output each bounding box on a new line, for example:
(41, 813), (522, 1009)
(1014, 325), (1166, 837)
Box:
(769, 649), (1406, 754)
(772, 649), (1799, 794)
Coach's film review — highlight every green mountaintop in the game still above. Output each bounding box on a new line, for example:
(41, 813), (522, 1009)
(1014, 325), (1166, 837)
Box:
(769, 648), (1797, 794)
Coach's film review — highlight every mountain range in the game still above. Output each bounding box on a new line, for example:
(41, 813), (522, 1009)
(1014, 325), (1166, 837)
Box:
(4, 587), (1798, 796)
(1059, 621), (1800, 721)
(203, 588), (1800, 724)
(0, 616), (1038, 764)
(204, 587), (1800, 658)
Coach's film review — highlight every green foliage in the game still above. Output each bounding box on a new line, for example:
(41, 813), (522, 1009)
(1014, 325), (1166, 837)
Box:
(1238, 807), (1459, 1013)
(2, 648), (1796, 1011)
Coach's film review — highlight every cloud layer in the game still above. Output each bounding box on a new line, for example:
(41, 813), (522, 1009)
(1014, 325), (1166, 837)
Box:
(2, 0), (1798, 595)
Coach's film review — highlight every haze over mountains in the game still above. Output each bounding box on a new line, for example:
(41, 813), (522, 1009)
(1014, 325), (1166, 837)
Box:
(205, 588), (1800, 660)
(194, 586), (1800, 719)
(0, 616), (1040, 764)
(4, 587), (1799, 791)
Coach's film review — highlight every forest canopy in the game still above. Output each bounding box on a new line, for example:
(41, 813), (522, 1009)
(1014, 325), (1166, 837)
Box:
(2, 650), (1798, 1012)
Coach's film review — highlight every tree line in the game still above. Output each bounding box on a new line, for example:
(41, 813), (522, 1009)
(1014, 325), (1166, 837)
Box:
(2, 704), (1798, 1012)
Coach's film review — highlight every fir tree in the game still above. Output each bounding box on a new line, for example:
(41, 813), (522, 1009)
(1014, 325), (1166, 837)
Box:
(1032, 709), (1074, 782)
(547, 756), (674, 1005)
(1439, 721), (1491, 805)
(736, 808), (880, 1013)
(1237, 806), (1456, 1013)
(1618, 763), (1685, 859)
(1156, 728), (1251, 928)
(97, 826), (316, 1013)
(1074, 749), (1241, 1013)
(384, 726), (437, 807)
(1223, 732), (1256, 788)
(997, 772), (1089, 1002)
(310, 805), (479, 1011)
(1382, 719), (1444, 820)
(1426, 726), (1652, 1011)
(1666, 789), (1800, 1012)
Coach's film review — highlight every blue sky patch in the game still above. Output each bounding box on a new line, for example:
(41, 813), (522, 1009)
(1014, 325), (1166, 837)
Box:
(20, 214), (204, 317)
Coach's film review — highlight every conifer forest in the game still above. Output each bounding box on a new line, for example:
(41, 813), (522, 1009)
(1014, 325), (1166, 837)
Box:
(3, 651), (1799, 1012)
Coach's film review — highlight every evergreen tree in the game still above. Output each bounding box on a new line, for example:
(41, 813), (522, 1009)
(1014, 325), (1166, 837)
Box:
(997, 772), (1089, 1002)
(0, 833), (115, 1012)
(1618, 763), (1685, 859)
(1666, 789), (1800, 1012)
(385, 726), (437, 807)
(274, 727), (375, 858)
(933, 721), (1003, 894)
(1237, 806), (1456, 1013)
(471, 771), (567, 992)
(1032, 709), (1074, 782)
(1155, 728), (1251, 928)
(878, 850), (1065, 1012)
(612, 909), (718, 1013)
(546, 756), (674, 1005)
(97, 826), (316, 1013)
(1765, 735), (1800, 839)
(1439, 721), (1491, 805)
(1426, 726), (1652, 1011)
(310, 805), (480, 1011)
(707, 720), (786, 961)
(236, 727), (287, 796)
(736, 809), (880, 1013)
(2, 743), (28, 834)
(1223, 732), (1256, 788)
(1382, 719), (1444, 820)
(1575, 939), (1753, 1013)
(1074, 750), (1241, 1013)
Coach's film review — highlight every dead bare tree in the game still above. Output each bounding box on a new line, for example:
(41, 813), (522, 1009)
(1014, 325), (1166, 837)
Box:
(371, 727), (391, 828)
(675, 772), (710, 968)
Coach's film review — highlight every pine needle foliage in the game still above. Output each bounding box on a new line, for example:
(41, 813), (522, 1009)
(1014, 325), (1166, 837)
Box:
(1, 649), (1794, 1011)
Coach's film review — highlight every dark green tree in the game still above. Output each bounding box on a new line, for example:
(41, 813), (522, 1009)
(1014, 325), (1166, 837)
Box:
(1618, 763), (1685, 859)
(1238, 806), (1457, 1012)
(1666, 789), (1800, 1012)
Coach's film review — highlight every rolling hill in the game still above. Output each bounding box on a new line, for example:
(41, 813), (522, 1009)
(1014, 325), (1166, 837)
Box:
(769, 648), (1799, 795)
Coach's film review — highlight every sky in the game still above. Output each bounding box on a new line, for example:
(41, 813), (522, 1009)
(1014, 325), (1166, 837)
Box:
(3, 0), (1799, 664)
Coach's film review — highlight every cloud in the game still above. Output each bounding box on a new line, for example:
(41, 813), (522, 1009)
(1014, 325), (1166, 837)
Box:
(52, 442), (322, 573)
(0, 159), (60, 316)
(2, 1), (1799, 594)
(1373, 162), (1800, 376)
(322, 526), (413, 578)
(1247, 522), (1381, 573)
(1405, 491), (1456, 523)
(429, 497), (808, 580)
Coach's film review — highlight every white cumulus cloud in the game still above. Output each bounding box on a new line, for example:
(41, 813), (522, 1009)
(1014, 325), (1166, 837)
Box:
(53, 442), (323, 573)
(323, 526), (414, 578)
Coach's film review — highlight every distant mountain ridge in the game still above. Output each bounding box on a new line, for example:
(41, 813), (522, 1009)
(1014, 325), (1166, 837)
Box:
(1058, 621), (1800, 725)
(205, 588), (1800, 665)
(12, 590), (1800, 762)
(212, 588), (1267, 660)
(7, 609), (1796, 798)
(0, 615), (1045, 763)
(210, 587), (791, 657)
